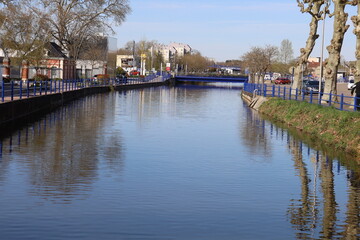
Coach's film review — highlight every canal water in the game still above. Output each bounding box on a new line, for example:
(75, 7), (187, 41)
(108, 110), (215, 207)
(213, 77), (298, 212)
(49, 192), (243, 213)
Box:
(0, 84), (359, 240)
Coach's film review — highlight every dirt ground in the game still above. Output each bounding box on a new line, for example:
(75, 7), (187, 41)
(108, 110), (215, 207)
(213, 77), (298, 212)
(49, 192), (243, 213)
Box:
(337, 83), (353, 97)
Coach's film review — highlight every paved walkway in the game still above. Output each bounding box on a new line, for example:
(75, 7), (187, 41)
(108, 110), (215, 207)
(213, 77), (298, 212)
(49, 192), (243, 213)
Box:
(1, 77), (166, 104)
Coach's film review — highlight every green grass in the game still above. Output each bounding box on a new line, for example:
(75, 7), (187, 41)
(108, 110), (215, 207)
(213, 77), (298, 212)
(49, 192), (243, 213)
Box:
(259, 98), (360, 157)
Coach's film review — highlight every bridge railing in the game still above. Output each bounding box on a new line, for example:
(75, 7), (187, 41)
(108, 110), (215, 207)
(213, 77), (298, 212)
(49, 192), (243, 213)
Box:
(244, 83), (359, 112)
(0, 72), (173, 103)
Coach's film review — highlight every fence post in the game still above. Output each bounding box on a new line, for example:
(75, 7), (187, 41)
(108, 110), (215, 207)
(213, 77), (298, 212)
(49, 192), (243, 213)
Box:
(19, 80), (22, 99)
(11, 81), (14, 101)
(289, 87), (292, 100)
(355, 96), (358, 112)
(278, 86), (280, 97)
(340, 94), (344, 111)
(272, 85), (275, 97)
(264, 84), (267, 97)
(328, 92), (332, 106)
(39, 81), (42, 95)
(302, 89), (305, 101)
(27, 80), (29, 98)
(310, 90), (313, 104)
(1, 80), (4, 102)
(295, 88), (298, 101)
(283, 86), (286, 100)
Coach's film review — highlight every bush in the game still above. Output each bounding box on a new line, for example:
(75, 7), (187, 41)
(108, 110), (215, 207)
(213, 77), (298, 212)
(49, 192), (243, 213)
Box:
(116, 67), (127, 76)
(34, 74), (50, 81)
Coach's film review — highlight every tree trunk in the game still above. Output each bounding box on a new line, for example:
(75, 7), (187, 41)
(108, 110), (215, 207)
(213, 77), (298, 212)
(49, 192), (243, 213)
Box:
(323, 0), (349, 101)
(293, 2), (322, 92)
(352, 4), (360, 87)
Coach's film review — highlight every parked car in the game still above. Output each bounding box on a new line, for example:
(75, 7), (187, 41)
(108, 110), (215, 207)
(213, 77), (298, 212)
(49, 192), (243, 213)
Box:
(303, 80), (323, 94)
(348, 79), (355, 90)
(274, 77), (291, 84)
(129, 70), (140, 76)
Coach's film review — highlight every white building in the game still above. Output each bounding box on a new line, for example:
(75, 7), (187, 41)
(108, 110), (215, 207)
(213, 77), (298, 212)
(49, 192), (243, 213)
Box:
(153, 42), (192, 65)
(116, 55), (136, 72)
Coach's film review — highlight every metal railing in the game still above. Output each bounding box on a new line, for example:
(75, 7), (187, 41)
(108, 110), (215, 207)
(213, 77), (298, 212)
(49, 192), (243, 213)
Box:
(0, 73), (173, 103)
(244, 83), (359, 112)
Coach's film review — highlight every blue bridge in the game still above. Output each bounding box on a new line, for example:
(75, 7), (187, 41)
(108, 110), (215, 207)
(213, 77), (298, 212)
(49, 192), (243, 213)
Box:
(175, 75), (248, 83)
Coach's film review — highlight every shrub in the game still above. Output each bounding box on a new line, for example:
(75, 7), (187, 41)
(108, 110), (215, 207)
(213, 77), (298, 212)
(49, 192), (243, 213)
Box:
(116, 67), (127, 76)
(34, 74), (50, 81)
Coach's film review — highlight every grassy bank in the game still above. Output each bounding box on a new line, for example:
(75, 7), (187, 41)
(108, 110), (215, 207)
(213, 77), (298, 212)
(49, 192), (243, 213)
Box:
(258, 98), (360, 158)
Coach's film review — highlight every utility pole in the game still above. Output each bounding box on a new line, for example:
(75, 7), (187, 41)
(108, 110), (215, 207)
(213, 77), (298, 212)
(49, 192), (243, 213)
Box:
(132, 40), (136, 70)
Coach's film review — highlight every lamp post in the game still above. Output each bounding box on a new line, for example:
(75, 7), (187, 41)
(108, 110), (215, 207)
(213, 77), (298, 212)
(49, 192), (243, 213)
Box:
(319, 0), (329, 92)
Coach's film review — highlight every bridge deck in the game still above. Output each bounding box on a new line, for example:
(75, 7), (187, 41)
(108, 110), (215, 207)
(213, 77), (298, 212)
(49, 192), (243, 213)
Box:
(175, 75), (248, 83)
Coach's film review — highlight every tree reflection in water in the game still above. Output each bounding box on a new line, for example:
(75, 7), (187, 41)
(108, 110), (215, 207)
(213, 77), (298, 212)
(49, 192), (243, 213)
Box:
(245, 108), (360, 239)
(0, 93), (125, 203)
(277, 124), (359, 239)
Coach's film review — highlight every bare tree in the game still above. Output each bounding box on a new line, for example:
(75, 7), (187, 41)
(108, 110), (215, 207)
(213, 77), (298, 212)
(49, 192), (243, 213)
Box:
(242, 45), (278, 84)
(178, 51), (212, 73)
(37, 0), (131, 60)
(293, 0), (327, 92)
(80, 36), (108, 77)
(322, 0), (357, 100)
(279, 39), (294, 64)
(0, 4), (50, 65)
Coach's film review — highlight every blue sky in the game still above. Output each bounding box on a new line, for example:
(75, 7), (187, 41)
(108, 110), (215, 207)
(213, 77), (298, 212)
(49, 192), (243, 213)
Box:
(113, 0), (357, 62)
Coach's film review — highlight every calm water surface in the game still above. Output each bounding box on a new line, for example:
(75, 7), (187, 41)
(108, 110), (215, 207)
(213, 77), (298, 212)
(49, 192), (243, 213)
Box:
(0, 84), (359, 240)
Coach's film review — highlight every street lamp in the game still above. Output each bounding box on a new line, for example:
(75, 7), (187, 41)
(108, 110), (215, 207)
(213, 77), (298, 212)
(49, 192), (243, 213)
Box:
(319, 0), (330, 92)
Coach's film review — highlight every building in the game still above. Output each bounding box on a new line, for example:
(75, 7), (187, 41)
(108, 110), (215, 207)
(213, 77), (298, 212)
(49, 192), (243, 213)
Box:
(154, 42), (192, 64)
(0, 39), (110, 80)
(116, 55), (136, 72)
(0, 42), (76, 80)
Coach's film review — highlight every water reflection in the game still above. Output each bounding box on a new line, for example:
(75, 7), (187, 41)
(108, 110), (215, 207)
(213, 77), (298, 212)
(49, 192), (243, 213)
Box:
(1, 85), (360, 239)
(0, 93), (124, 203)
(244, 106), (360, 239)
(240, 104), (272, 158)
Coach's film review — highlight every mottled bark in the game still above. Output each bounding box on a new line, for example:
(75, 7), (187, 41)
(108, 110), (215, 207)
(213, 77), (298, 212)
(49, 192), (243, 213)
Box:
(352, 3), (360, 86)
(293, 1), (324, 92)
(323, 0), (349, 100)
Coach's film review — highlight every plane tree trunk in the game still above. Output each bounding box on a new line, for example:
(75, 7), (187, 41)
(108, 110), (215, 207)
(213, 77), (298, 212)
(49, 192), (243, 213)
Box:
(323, 0), (351, 100)
(351, 3), (360, 86)
(293, 1), (324, 92)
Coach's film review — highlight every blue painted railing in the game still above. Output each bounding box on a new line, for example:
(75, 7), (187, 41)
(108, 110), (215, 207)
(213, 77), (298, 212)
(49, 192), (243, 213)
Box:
(0, 73), (172, 103)
(175, 75), (248, 82)
(244, 83), (359, 112)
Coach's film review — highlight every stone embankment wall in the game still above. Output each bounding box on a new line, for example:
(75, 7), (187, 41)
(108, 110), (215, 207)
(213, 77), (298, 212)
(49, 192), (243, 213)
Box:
(240, 91), (268, 110)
